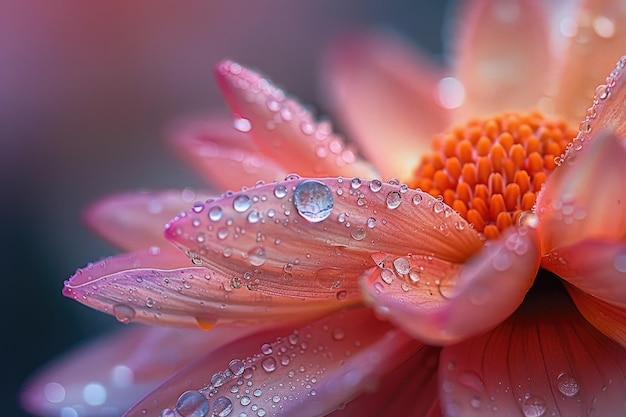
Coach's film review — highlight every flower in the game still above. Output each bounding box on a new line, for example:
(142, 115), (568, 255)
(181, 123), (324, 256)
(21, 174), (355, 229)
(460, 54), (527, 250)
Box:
(22, 1), (626, 416)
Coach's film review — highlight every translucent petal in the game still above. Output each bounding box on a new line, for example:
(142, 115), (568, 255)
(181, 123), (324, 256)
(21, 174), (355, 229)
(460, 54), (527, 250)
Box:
(85, 189), (211, 251)
(124, 307), (420, 417)
(215, 61), (376, 179)
(169, 115), (287, 190)
(452, 0), (551, 119)
(553, 1), (626, 123)
(537, 128), (626, 253)
(439, 281), (626, 417)
(63, 247), (347, 328)
(322, 31), (449, 180)
(21, 326), (252, 417)
(165, 177), (482, 301)
(361, 227), (540, 345)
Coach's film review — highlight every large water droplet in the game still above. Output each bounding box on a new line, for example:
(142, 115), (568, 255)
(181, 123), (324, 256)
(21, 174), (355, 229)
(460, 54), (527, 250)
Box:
(208, 206), (223, 222)
(557, 372), (580, 397)
(233, 195), (252, 213)
(247, 246), (267, 266)
(176, 391), (209, 417)
(261, 356), (277, 373)
(228, 359), (245, 376)
(522, 394), (547, 417)
(113, 304), (136, 323)
(386, 191), (402, 209)
(293, 180), (334, 222)
(212, 396), (233, 417)
(369, 179), (382, 192)
(233, 117), (252, 132)
(351, 227), (366, 241)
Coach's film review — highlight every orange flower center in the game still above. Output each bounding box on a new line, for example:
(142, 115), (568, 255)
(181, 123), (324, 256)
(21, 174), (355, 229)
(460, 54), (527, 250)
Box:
(408, 111), (576, 239)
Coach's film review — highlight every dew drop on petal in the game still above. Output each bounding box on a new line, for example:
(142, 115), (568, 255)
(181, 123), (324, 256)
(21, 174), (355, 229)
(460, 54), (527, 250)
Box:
(261, 356), (277, 373)
(113, 304), (136, 323)
(557, 372), (580, 397)
(521, 394), (546, 417)
(212, 396), (233, 417)
(614, 252), (626, 273)
(247, 246), (267, 266)
(175, 391), (209, 417)
(273, 184), (288, 199)
(293, 180), (334, 222)
(261, 343), (273, 355)
(233, 117), (252, 132)
(386, 191), (402, 209)
(208, 206), (223, 222)
(369, 179), (382, 192)
(228, 359), (245, 376)
(350, 227), (366, 241)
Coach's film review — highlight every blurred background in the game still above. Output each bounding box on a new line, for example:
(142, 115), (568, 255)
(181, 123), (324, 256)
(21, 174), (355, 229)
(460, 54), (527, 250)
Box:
(1, 1), (451, 415)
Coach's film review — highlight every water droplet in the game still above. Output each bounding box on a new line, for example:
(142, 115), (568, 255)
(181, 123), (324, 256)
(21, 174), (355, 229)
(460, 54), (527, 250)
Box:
(233, 195), (252, 213)
(233, 117), (252, 132)
(614, 253), (626, 273)
(228, 359), (245, 376)
(350, 177), (362, 189)
(412, 194), (423, 205)
(113, 304), (136, 323)
(208, 206), (223, 222)
(213, 396), (233, 417)
(315, 267), (345, 290)
(273, 184), (288, 199)
(217, 228), (229, 240)
(522, 394), (547, 417)
(380, 268), (395, 284)
(369, 179), (382, 192)
(176, 391), (209, 417)
(393, 257), (411, 275)
(491, 252), (514, 272)
(557, 372), (580, 397)
(240, 396), (251, 406)
(145, 297), (155, 308)
(386, 191), (402, 209)
(261, 356), (277, 373)
(261, 343), (273, 355)
(247, 210), (261, 224)
(408, 268), (421, 283)
(293, 180), (334, 222)
(336, 290), (348, 301)
(351, 227), (366, 241)
(518, 211), (538, 228)
(332, 327), (346, 341)
(247, 246), (267, 266)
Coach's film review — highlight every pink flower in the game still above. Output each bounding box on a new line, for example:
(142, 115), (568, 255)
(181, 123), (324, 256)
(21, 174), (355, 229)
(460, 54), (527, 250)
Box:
(23, 1), (626, 416)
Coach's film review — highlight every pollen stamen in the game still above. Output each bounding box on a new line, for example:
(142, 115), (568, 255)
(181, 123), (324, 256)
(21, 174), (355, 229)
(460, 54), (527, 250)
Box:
(409, 111), (575, 238)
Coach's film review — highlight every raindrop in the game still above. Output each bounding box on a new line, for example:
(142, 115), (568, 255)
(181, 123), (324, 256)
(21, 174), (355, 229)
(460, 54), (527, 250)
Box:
(247, 210), (261, 224)
(332, 327), (346, 341)
(518, 211), (539, 228)
(351, 227), (366, 241)
(175, 391), (209, 417)
(386, 191), (402, 209)
(614, 253), (626, 273)
(521, 394), (547, 417)
(145, 298), (155, 308)
(261, 357), (277, 373)
(233, 117), (252, 132)
(233, 195), (252, 213)
(273, 184), (288, 199)
(393, 257), (411, 275)
(350, 177), (362, 189)
(293, 180), (334, 222)
(240, 396), (251, 406)
(217, 228), (229, 240)
(380, 268), (395, 284)
(228, 359), (246, 376)
(261, 343), (273, 355)
(213, 396), (234, 417)
(367, 217), (377, 228)
(247, 247), (267, 266)
(113, 304), (136, 323)
(369, 179), (382, 192)
(412, 194), (423, 205)
(557, 372), (580, 397)
(408, 268), (421, 283)
(209, 206), (223, 222)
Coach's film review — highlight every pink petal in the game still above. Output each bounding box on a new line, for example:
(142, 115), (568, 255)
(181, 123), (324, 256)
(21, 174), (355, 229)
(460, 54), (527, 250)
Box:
(165, 177), (482, 301)
(322, 32), (449, 180)
(542, 239), (626, 307)
(537, 128), (626, 254)
(568, 285), (626, 348)
(452, 0), (551, 119)
(553, 1), (626, 123)
(85, 189), (211, 251)
(439, 282), (626, 417)
(327, 344), (441, 417)
(63, 246), (345, 328)
(215, 61), (377, 179)
(123, 307), (421, 417)
(361, 227), (540, 345)
(21, 326), (252, 417)
(169, 115), (287, 190)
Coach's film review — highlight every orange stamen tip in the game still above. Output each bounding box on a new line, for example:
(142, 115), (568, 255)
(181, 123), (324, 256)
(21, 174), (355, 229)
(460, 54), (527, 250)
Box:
(410, 111), (574, 239)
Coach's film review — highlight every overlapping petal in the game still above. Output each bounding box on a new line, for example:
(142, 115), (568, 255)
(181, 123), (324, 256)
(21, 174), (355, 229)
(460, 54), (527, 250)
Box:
(63, 246), (345, 328)
(322, 32), (449, 180)
(21, 326), (252, 417)
(165, 177), (483, 302)
(361, 226), (540, 345)
(85, 189), (211, 251)
(215, 61), (376, 180)
(123, 307), (420, 417)
(452, 0), (551, 119)
(439, 281), (626, 417)
(169, 115), (286, 191)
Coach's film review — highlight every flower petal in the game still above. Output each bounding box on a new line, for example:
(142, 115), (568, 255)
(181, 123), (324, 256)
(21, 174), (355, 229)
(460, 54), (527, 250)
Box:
(123, 307), (421, 417)
(215, 61), (376, 179)
(567, 284), (626, 348)
(327, 344), (441, 417)
(542, 239), (626, 307)
(169, 115), (287, 190)
(553, 1), (626, 123)
(439, 280), (626, 417)
(537, 127), (626, 253)
(452, 0), (551, 118)
(63, 246), (345, 328)
(322, 31), (449, 180)
(361, 227), (540, 345)
(21, 326), (250, 417)
(85, 189), (211, 251)
(165, 177), (482, 302)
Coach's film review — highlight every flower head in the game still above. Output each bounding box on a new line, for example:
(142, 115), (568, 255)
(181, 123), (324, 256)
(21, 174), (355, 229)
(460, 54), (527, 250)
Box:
(23, 1), (626, 416)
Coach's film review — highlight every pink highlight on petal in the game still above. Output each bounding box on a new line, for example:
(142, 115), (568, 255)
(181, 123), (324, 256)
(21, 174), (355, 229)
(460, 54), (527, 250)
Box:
(537, 128), (626, 254)
(322, 32), (449, 180)
(169, 115), (287, 190)
(63, 247), (345, 328)
(453, 0), (551, 119)
(215, 61), (377, 179)
(165, 177), (482, 302)
(85, 189), (212, 251)
(439, 285), (626, 417)
(124, 307), (420, 417)
(361, 227), (540, 345)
